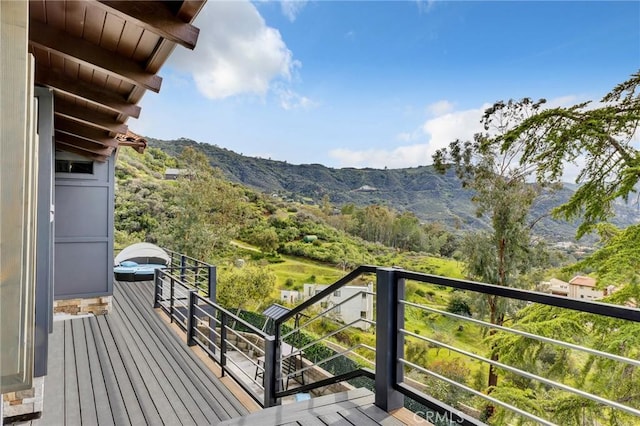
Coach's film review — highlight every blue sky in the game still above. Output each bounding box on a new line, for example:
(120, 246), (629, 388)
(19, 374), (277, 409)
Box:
(135, 1), (640, 171)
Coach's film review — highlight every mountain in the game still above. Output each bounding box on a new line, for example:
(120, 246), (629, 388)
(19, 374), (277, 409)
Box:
(147, 138), (640, 243)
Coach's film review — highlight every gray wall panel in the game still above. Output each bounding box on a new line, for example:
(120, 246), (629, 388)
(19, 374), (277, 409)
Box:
(54, 242), (109, 297)
(55, 186), (108, 238)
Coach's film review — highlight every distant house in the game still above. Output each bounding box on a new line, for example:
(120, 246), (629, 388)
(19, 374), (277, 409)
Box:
(164, 168), (192, 180)
(568, 276), (602, 300)
(302, 283), (374, 330)
(548, 278), (570, 296)
(547, 276), (603, 300)
(355, 185), (378, 192)
(280, 290), (302, 304)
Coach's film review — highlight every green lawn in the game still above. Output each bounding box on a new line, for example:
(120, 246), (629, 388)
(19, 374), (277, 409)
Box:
(269, 255), (346, 290)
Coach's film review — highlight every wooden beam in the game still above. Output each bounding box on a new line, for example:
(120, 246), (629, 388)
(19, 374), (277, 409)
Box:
(54, 97), (128, 134)
(55, 131), (114, 156)
(96, 1), (199, 50)
(54, 117), (119, 147)
(29, 20), (162, 92)
(36, 66), (141, 118)
(176, 1), (207, 22)
(55, 143), (109, 162)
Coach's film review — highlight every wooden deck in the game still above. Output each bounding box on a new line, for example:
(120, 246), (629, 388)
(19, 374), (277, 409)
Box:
(36, 280), (249, 425)
(219, 388), (407, 426)
(21, 279), (411, 426)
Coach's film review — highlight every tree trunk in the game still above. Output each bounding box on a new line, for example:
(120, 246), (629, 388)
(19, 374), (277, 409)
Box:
(487, 306), (504, 389)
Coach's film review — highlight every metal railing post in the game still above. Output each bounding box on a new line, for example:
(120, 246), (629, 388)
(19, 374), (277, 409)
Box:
(153, 269), (161, 309)
(180, 255), (186, 283)
(220, 312), (228, 376)
(374, 267), (404, 412)
(208, 265), (217, 355)
(186, 290), (197, 346)
(170, 275), (175, 323)
(263, 336), (278, 407)
(207, 265), (217, 300)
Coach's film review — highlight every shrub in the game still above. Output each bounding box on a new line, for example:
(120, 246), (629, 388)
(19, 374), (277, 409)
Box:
(446, 295), (472, 316)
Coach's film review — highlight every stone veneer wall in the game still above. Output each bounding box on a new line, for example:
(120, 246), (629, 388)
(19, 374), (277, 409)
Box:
(53, 295), (112, 315)
(2, 376), (44, 422)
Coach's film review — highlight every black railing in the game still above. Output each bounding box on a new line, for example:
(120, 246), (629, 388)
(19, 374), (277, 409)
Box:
(154, 267), (274, 406)
(270, 267), (640, 425)
(152, 255), (640, 424)
(163, 248), (216, 297)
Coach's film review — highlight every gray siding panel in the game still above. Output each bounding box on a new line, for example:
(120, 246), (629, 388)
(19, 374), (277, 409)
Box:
(54, 152), (114, 299)
(55, 186), (109, 237)
(55, 242), (109, 297)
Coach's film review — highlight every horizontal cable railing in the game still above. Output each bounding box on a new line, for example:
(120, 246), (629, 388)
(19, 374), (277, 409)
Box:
(392, 270), (640, 425)
(162, 248), (216, 296)
(154, 267), (274, 406)
(270, 265), (378, 406)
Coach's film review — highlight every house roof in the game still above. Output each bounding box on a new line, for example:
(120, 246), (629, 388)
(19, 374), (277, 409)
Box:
(569, 275), (597, 287)
(30, 1), (206, 161)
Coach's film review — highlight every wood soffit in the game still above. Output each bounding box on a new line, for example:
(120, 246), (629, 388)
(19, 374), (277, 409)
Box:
(30, 0), (205, 161)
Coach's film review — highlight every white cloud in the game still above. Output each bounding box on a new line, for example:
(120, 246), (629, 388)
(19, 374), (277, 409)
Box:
(274, 85), (318, 110)
(426, 100), (455, 116)
(281, 0), (307, 22)
(169, 1), (297, 100)
(329, 145), (432, 169)
(330, 104), (487, 168)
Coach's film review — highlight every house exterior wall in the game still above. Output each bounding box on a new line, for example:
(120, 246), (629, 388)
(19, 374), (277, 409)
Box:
(548, 278), (569, 296)
(1, 0), (37, 396)
(569, 285), (603, 300)
(303, 283), (374, 330)
(280, 290), (302, 304)
(54, 152), (115, 300)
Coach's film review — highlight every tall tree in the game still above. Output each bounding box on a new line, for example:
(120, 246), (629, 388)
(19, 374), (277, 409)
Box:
(496, 71), (640, 238)
(158, 147), (250, 261)
(433, 98), (552, 392)
(475, 72), (640, 424)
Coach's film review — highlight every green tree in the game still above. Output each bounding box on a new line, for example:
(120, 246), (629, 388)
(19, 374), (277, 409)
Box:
(433, 98), (552, 393)
(495, 71), (640, 238)
(158, 147), (250, 261)
(217, 265), (276, 312)
(253, 226), (280, 254)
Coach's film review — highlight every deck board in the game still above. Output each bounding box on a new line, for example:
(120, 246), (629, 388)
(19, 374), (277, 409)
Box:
(63, 323), (81, 425)
(118, 281), (248, 420)
(82, 319), (115, 426)
(42, 321), (65, 426)
(219, 389), (406, 426)
(71, 319), (99, 426)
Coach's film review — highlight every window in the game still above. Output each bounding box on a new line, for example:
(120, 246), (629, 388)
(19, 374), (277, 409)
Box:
(55, 159), (93, 174)
(320, 301), (328, 309)
(360, 311), (367, 318)
(333, 290), (341, 297)
(362, 292), (367, 299)
(334, 305), (341, 314)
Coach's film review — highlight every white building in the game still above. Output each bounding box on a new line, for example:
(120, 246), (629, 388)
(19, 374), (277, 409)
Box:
(303, 283), (374, 330)
(547, 276), (603, 300)
(280, 290), (302, 304)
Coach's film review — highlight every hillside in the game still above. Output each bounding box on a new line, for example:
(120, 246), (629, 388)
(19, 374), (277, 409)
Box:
(148, 138), (640, 243)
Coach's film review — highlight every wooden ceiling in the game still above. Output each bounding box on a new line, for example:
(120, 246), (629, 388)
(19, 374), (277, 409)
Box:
(29, 0), (206, 161)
